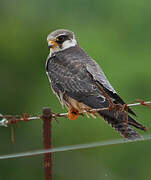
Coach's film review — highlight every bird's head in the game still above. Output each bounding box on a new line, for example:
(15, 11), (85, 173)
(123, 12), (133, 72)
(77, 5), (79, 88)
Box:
(47, 29), (78, 54)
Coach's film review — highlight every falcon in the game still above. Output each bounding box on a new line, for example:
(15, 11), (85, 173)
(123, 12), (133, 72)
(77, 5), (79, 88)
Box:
(46, 29), (146, 139)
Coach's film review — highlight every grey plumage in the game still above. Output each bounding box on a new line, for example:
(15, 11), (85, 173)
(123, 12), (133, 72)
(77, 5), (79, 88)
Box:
(46, 29), (147, 139)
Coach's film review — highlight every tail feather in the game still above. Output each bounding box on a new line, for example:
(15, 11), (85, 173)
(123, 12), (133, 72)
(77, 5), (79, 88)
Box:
(98, 111), (145, 140)
(128, 116), (147, 131)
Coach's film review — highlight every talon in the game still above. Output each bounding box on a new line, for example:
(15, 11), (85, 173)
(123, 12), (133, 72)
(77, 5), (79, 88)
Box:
(68, 108), (79, 120)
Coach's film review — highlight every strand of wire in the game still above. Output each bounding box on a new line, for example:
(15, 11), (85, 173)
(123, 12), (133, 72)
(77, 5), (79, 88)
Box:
(0, 134), (151, 160)
(0, 101), (151, 127)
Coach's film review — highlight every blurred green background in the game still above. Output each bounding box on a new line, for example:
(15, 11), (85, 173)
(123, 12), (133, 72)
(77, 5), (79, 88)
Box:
(0, 0), (151, 179)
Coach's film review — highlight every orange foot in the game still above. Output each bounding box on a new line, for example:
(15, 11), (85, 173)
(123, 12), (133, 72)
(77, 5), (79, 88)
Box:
(68, 108), (80, 120)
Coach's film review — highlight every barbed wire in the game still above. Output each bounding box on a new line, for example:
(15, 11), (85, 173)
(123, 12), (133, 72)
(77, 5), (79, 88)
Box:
(0, 100), (151, 160)
(0, 100), (151, 127)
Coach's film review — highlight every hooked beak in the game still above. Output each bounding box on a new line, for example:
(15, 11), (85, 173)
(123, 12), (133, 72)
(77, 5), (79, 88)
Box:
(48, 40), (57, 49)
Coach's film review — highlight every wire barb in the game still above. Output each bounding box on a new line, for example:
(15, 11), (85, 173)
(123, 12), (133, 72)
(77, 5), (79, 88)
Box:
(0, 114), (8, 127)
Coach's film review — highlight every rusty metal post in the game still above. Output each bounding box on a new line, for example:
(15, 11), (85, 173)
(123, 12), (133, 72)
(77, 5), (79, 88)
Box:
(42, 107), (53, 180)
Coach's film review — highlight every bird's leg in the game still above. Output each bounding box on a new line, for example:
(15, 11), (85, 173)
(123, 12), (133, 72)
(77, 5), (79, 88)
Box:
(68, 108), (80, 120)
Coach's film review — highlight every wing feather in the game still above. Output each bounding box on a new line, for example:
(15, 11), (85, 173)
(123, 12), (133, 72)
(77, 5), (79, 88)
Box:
(46, 46), (136, 116)
(86, 58), (137, 116)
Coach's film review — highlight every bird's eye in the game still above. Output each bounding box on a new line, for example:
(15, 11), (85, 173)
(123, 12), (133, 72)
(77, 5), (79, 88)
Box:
(56, 35), (67, 43)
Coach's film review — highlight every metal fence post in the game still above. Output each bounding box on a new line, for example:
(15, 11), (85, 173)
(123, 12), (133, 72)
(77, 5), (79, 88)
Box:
(42, 107), (53, 180)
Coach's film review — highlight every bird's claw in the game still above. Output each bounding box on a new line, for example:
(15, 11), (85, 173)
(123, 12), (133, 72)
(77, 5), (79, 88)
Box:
(68, 108), (80, 120)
